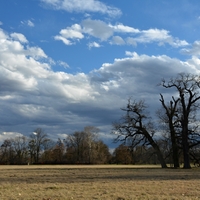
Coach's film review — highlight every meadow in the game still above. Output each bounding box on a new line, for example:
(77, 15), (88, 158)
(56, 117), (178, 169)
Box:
(0, 165), (200, 200)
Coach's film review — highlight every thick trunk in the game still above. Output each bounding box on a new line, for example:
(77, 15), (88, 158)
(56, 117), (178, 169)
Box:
(182, 123), (191, 169)
(159, 94), (180, 168)
(179, 115), (191, 169)
(170, 124), (180, 168)
(155, 146), (168, 168)
(171, 141), (180, 168)
(144, 129), (167, 168)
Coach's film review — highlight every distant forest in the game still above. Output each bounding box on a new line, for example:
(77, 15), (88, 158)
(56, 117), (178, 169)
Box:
(0, 126), (165, 166)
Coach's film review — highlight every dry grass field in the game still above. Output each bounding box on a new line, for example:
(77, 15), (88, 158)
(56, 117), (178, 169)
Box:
(0, 165), (200, 200)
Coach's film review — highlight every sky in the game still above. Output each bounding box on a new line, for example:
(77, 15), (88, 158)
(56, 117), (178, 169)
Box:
(1, 0), (200, 148)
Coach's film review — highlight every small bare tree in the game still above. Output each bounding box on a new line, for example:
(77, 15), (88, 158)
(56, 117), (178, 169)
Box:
(65, 126), (110, 164)
(28, 128), (48, 164)
(11, 136), (29, 164)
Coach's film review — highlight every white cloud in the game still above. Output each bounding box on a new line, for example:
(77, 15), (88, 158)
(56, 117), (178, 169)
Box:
(109, 24), (140, 33)
(26, 46), (47, 59)
(56, 19), (189, 48)
(54, 24), (84, 45)
(82, 19), (113, 41)
(88, 42), (101, 49)
(54, 35), (72, 45)
(172, 39), (188, 47)
(110, 36), (125, 45)
(57, 133), (68, 139)
(0, 21), (3, 25)
(82, 25), (188, 47)
(58, 60), (69, 69)
(0, 132), (24, 143)
(41, 0), (121, 17)
(126, 37), (137, 46)
(136, 29), (189, 47)
(125, 51), (139, 57)
(140, 29), (170, 42)
(186, 56), (200, 72)
(10, 33), (28, 43)
(59, 24), (83, 39)
(181, 41), (200, 56)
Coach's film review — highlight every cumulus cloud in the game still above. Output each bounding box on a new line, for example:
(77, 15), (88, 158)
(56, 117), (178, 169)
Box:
(26, 46), (47, 60)
(54, 35), (72, 45)
(82, 19), (113, 41)
(55, 19), (189, 48)
(110, 36), (125, 45)
(10, 33), (28, 43)
(54, 24), (84, 45)
(88, 42), (101, 49)
(109, 23), (140, 33)
(181, 41), (200, 56)
(41, 0), (121, 17)
(90, 52), (194, 95)
(126, 37), (137, 46)
(135, 29), (189, 47)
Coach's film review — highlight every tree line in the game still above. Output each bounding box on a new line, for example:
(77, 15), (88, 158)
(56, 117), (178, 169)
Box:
(1, 126), (189, 166)
(1, 126), (188, 166)
(0, 126), (111, 165)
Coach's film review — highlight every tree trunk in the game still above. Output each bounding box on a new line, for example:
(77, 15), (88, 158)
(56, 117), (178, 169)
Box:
(181, 114), (191, 169)
(170, 124), (180, 168)
(144, 129), (167, 168)
(171, 140), (180, 168)
(182, 126), (191, 169)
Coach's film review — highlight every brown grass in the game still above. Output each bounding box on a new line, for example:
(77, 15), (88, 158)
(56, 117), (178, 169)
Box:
(0, 165), (200, 200)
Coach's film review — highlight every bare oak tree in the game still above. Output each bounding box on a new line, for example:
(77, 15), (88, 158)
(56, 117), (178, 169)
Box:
(161, 73), (200, 169)
(112, 99), (167, 168)
(159, 94), (180, 168)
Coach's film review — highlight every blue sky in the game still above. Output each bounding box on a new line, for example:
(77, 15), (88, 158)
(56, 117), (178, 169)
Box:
(1, 0), (200, 148)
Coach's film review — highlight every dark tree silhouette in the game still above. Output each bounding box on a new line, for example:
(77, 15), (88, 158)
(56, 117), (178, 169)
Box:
(161, 73), (200, 169)
(112, 99), (167, 168)
(159, 94), (180, 168)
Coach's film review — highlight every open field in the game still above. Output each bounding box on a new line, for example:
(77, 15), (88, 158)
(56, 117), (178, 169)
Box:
(0, 165), (200, 200)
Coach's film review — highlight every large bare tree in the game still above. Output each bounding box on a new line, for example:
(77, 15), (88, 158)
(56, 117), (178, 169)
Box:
(159, 94), (180, 168)
(112, 99), (167, 168)
(161, 73), (200, 169)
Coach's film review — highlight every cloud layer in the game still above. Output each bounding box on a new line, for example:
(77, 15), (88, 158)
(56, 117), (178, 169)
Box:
(1, 0), (200, 147)
(1, 26), (200, 143)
